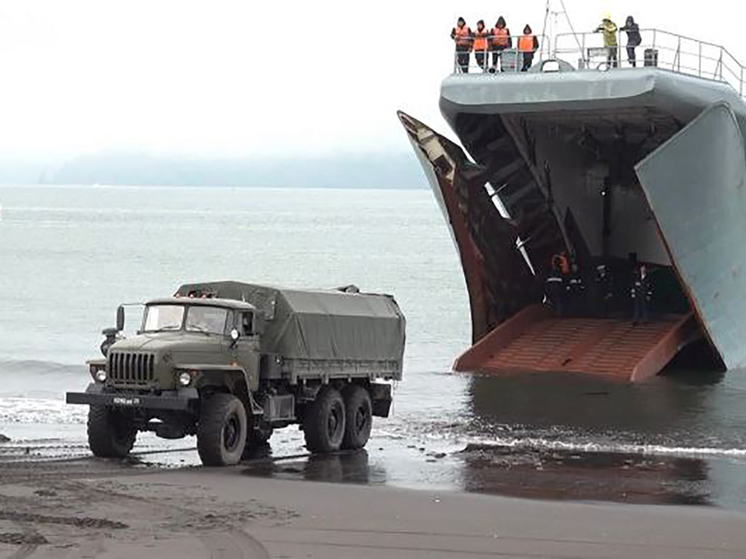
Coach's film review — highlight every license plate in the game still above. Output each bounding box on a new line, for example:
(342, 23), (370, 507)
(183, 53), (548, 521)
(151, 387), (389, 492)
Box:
(112, 397), (141, 406)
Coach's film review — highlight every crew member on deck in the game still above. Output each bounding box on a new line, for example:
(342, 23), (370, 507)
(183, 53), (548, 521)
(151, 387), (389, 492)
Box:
(451, 17), (473, 73)
(473, 20), (490, 71)
(490, 16), (512, 71)
(518, 25), (539, 72)
(595, 13), (619, 68)
(620, 16), (642, 67)
(631, 264), (653, 325)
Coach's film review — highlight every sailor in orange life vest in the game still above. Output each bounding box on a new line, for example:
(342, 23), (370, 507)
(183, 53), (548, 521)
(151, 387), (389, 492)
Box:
(473, 20), (490, 71)
(490, 16), (512, 71)
(518, 25), (540, 71)
(451, 17), (473, 73)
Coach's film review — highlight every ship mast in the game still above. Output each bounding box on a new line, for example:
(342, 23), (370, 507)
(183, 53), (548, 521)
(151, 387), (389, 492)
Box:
(541, 0), (583, 59)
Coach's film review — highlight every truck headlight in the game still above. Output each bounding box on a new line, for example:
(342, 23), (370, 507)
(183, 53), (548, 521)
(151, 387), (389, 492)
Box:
(178, 371), (192, 387)
(94, 369), (108, 383)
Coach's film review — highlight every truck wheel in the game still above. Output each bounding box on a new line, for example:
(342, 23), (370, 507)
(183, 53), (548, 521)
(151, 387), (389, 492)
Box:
(197, 393), (247, 467)
(303, 387), (346, 453)
(88, 406), (137, 458)
(342, 385), (373, 450)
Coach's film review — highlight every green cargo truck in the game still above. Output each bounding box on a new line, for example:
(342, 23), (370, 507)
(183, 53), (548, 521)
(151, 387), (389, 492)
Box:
(67, 282), (405, 466)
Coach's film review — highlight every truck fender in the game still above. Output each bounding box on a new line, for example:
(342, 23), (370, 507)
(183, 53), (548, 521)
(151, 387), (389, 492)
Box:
(190, 366), (264, 417)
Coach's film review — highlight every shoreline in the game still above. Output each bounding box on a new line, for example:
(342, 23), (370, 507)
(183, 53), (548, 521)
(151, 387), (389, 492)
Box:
(0, 458), (745, 558)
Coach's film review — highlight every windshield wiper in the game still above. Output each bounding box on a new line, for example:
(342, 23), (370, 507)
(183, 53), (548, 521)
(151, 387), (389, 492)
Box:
(151, 326), (181, 333)
(187, 325), (212, 335)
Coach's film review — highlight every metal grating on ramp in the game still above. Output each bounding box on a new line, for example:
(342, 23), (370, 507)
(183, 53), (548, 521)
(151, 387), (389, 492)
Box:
(454, 305), (700, 382)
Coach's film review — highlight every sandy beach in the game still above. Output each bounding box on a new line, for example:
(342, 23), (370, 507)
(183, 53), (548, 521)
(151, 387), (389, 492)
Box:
(1, 454), (745, 559)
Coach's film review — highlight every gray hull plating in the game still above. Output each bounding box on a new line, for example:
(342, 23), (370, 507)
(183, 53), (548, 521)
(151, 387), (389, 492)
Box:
(637, 103), (746, 369)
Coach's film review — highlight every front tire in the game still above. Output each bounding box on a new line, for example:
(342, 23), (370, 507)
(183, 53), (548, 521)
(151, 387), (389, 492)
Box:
(342, 385), (373, 450)
(303, 387), (346, 453)
(88, 406), (137, 458)
(197, 393), (247, 466)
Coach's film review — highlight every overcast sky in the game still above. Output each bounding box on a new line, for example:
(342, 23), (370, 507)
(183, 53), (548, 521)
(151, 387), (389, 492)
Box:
(0, 0), (743, 159)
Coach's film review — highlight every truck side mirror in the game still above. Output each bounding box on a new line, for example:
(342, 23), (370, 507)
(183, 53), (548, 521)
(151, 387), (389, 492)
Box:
(116, 306), (125, 332)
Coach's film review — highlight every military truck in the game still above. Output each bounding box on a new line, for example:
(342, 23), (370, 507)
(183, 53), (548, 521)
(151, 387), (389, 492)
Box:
(66, 282), (405, 466)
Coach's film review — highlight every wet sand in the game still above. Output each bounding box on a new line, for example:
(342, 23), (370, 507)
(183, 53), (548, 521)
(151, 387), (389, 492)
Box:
(1, 455), (746, 558)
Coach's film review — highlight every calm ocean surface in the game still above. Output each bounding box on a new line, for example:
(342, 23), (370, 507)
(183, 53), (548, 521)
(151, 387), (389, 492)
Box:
(2, 185), (746, 508)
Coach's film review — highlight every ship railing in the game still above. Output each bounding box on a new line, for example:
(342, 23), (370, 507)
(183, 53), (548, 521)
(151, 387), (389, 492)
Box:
(554, 29), (745, 97)
(451, 34), (549, 75)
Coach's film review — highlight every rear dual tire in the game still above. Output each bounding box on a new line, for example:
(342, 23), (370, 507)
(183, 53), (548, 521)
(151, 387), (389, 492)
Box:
(341, 385), (373, 451)
(303, 385), (372, 453)
(304, 387), (346, 453)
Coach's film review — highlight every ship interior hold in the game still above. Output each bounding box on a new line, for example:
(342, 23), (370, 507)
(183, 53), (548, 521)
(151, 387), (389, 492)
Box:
(399, 110), (723, 381)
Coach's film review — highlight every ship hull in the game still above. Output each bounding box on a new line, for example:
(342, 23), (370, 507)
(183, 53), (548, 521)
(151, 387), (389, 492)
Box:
(400, 67), (746, 379)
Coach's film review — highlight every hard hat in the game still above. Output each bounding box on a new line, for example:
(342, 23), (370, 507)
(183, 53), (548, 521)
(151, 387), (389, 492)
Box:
(602, 11), (611, 20)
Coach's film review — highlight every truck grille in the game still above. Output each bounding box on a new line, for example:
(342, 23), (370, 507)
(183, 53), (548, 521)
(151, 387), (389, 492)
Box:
(108, 352), (155, 385)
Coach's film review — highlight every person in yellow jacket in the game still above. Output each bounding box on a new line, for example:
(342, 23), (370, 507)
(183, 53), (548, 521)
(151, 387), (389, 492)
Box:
(451, 17), (473, 73)
(595, 13), (619, 68)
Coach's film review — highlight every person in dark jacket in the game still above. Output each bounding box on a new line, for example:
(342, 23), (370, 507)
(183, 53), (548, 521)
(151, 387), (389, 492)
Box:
(545, 257), (567, 317)
(566, 264), (587, 317)
(518, 25), (540, 72)
(451, 17), (473, 73)
(631, 264), (653, 324)
(620, 16), (642, 67)
(490, 16), (512, 71)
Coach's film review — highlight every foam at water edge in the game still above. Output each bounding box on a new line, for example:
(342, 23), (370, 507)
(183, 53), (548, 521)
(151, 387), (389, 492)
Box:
(465, 436), (746, 459)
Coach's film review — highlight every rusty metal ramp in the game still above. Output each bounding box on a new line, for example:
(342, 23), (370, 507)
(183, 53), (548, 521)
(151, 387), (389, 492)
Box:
(454, 305), (700, 382)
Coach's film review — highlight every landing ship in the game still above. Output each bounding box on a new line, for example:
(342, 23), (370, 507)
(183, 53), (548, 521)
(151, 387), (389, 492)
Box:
(400, 29), (746, 381)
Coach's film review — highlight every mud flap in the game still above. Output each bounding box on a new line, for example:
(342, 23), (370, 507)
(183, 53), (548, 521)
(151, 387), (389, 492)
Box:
(397, 111), (540, 342)
(635, 102), (746, 369)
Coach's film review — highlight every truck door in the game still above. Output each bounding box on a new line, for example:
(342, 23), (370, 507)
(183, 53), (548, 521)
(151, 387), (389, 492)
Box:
(229, 311), (261, 391)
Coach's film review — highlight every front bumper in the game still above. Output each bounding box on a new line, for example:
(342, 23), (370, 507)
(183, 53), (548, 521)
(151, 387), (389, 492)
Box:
(66, 384), (198, 411)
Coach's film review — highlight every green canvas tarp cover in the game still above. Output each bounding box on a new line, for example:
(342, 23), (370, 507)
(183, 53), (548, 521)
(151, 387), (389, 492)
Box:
(176, 282), (405, 363)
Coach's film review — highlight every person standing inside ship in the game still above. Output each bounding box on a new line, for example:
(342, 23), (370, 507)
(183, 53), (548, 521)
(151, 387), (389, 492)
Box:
(620, 16), (642, 67)
(473, 20), (490, 72)
(518, 25), (539, 71)
(595, 13), (619, 68)
(490, 16), (512, 71)
(592, 264), (614, 318)
(566, 264), (587, 317)
(546, 257), (567, 317)
(631, 264), (652, 325)
(451, 17), (473, 73)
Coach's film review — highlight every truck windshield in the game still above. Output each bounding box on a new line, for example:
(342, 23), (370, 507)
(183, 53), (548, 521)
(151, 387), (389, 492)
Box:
(143, 305), (185, 332)
(185, 306), (230, 335)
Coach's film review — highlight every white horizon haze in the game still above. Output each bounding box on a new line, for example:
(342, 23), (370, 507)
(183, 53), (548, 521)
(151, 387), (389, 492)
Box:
(0, 0), (743, 160)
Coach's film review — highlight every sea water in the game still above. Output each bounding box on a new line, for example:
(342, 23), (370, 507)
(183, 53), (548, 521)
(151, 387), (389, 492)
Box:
(2, 185), (746, 506)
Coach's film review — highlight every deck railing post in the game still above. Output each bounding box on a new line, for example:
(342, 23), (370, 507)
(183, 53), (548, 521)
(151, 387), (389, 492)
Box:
(699, 42), (702, 77)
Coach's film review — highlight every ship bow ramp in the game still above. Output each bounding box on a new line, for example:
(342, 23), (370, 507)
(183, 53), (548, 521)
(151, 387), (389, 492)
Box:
(400, 66), (746, 381)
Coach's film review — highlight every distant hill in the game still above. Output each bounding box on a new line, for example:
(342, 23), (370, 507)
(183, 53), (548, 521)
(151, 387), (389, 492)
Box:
(0, 152), (428, 189)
